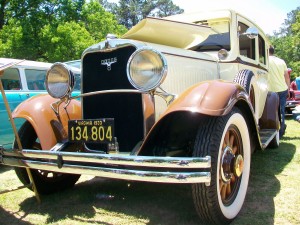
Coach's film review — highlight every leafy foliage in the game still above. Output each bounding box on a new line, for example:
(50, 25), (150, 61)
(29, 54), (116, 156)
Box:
(0, 0), (127, 62)
(101, 0), (184, 29)
(0, 0), (298, 73)
(0, 0), (181, 62)
(39, 21), (95, 62)
(81, 1), (127, 41)
(270, 7), (300, 79)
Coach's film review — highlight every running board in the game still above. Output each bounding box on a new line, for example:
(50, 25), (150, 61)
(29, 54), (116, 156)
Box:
(259, 129), (277, 149)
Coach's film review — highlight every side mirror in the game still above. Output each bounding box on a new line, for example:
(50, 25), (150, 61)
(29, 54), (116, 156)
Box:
(239, 27), (259, 39)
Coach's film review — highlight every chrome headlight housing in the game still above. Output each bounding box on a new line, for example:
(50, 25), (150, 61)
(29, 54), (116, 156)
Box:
(127, 47), (167, 91)
(45, 63), (75, 99)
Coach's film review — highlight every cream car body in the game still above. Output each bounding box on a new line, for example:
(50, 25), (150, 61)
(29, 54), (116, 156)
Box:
(1, 9), (279, 225)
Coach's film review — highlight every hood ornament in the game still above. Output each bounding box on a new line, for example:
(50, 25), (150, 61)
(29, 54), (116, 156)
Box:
(101, 57), (117, 71)
(104, 34), (117, 49)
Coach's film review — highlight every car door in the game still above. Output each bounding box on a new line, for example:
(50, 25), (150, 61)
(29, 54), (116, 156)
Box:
(237, 15), (269, 120)
(0, 67), (24, 146)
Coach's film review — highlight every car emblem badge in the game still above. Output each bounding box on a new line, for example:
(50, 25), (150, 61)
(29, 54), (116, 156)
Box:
(101, 57), (117, 71)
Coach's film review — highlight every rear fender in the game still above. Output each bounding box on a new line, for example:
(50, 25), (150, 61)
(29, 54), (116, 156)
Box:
(12, 94), (81, 150)
(259, 92), (280, 129)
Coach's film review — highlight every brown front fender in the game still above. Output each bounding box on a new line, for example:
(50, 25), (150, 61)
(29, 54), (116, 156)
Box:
(138, 80), (254, 155)
(163, 80), (249, 117)
(12, 94), (81, 150)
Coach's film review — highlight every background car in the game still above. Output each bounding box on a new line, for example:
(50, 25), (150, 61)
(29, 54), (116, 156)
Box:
(65, 59), (81, 69)
(0, 58), (52, 147)
(0, 58), (81, 147)
(286, 68), (300, 114)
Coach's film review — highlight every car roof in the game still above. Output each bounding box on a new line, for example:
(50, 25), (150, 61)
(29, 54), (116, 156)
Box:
(165, 9), (268, 40)
(0, 58), (52, 70)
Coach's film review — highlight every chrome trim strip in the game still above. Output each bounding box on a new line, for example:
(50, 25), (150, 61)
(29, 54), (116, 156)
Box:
(82, 39), (144, 55)
(142, 94), (156, 137)
(19, 150), (211, 169)
(10, 159), (211, 184)
(162, 51), (216, 63)
(70, 89), (146, 100)
(70, 88), (177, 112)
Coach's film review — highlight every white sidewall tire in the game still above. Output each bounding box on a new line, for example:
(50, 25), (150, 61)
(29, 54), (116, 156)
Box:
(217, 113), (251, 219)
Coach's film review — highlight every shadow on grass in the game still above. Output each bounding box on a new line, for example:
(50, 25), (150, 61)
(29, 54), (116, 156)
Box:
(280, 136), (300, 141)
(0, 205), (31, 225)
(233, 142), (296, 225)
(18, 178), (202, 225)
(4, 142), (296, 225)
(0, 165), (13, 174)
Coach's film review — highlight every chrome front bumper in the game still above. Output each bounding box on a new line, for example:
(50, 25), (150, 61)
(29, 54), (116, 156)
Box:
(0, 143), (211, 185)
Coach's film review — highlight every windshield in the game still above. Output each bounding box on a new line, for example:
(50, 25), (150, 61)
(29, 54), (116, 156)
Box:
(65, 60), (81, 69)
(189, 21), (230, 52)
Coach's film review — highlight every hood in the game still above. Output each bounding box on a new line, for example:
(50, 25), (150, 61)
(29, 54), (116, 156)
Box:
(122, 17), (217, 50)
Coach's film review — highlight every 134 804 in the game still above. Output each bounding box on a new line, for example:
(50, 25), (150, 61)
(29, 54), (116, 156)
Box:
(68, 119), (114, 143)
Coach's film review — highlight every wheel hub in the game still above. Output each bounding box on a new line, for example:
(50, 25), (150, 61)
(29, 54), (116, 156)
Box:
(234, 154), (244, 177)
(221, 147), (244, 183)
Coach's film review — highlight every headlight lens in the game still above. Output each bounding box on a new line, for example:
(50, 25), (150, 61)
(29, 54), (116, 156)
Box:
(127, 47), (167, 91)
(46, 63), (74, 99)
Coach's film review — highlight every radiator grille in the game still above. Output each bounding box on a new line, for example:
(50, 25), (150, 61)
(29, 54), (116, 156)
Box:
(82, 46), (144, 152)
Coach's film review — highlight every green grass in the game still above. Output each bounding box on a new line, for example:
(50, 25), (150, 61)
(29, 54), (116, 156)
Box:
(0, 118), (299, 225)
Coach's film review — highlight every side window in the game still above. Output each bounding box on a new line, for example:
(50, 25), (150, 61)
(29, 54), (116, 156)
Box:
(258, 34), (266, 65)
(25, 69), (46, 90)
(238, 22), (256, 60)
(74, 73), (81, 91)
(1, 68), (22, 90)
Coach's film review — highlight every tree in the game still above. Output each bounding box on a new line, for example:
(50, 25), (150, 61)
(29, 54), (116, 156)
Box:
(102, 0), (184, 29)
(0, 0), (127, 62)
(0, 0), (88, 60)
(0, 0), (86, 28)
(151, 0), (184, 18)
(0, 0), (8, 29)
(274, 6), (300, 36)
(39, 21), (95, 62)
(289, 11), (300, 79)
(0, 18), (23, 58)
(270, 8), (300, 79)
(81, 0), (127, 41)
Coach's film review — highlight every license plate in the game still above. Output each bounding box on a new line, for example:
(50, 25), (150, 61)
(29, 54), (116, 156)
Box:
(68, 119), (114, 143)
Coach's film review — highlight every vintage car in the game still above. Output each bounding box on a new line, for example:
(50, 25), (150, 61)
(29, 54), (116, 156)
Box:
(286, 93), (300, 115)
(65, 59), (81, 69)
(0, 9), (280, 225)
(0, 58), (81, 147)
(286, 68), (300, 114)
(0, 58), (52, 147)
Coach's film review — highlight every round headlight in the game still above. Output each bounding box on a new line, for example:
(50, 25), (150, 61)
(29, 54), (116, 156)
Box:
(127, 47), (167, 91)
(46, 63), (74, 99)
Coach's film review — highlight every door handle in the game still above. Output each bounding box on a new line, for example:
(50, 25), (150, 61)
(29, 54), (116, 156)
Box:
(257, 70), (267, 76)
(19, 93), (30, 98)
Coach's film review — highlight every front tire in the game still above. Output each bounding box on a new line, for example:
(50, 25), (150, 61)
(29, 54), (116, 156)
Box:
(192, 107), (251, 225)
(14, 121), (80, 195)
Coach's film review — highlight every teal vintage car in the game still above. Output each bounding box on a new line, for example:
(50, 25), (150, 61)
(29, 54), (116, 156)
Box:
(0, 58), (80, 147)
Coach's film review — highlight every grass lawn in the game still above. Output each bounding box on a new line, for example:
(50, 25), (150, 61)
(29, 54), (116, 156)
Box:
(0, 117), (299, 225)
